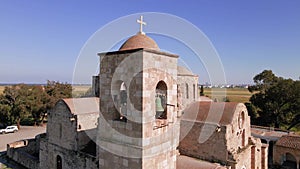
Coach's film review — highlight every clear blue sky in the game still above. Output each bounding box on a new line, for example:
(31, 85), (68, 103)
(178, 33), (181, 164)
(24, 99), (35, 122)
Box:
(0, 0), (299, 84)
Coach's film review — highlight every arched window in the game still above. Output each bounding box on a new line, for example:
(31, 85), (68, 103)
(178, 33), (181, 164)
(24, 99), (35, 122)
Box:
(242, 129), (245, 147)
(119, 82), (127, 121)
(56, 155), (62, 169)
(193, 84), (196, 100)
(59, 124), (62, 139)
(283, 153), (297, 168)
(112, 81), (127, 121)
(155, 81), (167, 119)
(186, 83), (189, 99)
(238, 111), (245, 129)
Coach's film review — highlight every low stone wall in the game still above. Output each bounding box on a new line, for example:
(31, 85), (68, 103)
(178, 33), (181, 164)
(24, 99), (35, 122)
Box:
(7, 138), (39, 169)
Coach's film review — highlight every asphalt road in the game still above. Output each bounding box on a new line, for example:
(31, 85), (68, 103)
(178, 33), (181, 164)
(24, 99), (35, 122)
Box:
(0, 126), (46, 152)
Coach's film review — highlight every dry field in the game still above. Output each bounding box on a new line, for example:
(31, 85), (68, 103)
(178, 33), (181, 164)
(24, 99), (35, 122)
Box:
(72, 85), (91, 97)
(203, 88), (253, 103)
(1, 85), (252, 103)
(0, 86), (6, 94)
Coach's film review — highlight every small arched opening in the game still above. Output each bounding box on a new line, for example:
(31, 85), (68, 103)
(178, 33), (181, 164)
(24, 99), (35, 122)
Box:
(242, 129), (246, 147)
(119, 82), (127, 119)
(282, 153), (297, 169)
(112, 81), (127, 121)
(185, 83), (189, 99)
(56, 155), (62, 169)
(155, 81), (167, 119)
(193, 84), (196, 100)
(239, 111), (245, 129)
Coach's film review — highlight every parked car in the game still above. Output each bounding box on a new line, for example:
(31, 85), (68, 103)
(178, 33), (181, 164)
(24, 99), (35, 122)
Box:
(0, 126), (18, 134)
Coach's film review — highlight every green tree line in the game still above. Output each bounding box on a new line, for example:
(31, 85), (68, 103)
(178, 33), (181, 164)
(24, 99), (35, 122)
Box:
(0, 81), (72, 128)
(247, 70), (300, 130)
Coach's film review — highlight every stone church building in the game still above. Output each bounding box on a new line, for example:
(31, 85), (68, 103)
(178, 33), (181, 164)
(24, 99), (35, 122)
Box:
(7, 17), (267, 169)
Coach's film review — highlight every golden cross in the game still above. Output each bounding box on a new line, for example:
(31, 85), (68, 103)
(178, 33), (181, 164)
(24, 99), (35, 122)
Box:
(137, 15), (146, 34)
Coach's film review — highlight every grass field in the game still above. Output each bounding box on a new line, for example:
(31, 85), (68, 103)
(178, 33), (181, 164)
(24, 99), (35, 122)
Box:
(203, 88), (253, 103)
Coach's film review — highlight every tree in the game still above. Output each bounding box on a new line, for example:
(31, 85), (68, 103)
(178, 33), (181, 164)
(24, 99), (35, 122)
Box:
(244, 102), (259, 124)
(44, 80), (72, 108)
(0, 81), (72, 127)
(26, 86), (51, 126)
(248, 70), (280, 93)
(287, 80), (300, 129)
(0, 94), (13, 126)
(0, 84), (32, 128)
(249, 70), (299, 129)
(39, 81), (72, 125)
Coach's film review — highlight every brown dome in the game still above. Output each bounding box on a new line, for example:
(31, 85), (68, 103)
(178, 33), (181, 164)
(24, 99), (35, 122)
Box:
(119, 33), (159, 51)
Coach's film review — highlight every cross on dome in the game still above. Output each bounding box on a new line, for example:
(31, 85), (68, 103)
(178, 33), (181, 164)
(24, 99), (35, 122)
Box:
(137, 15), (146, 35)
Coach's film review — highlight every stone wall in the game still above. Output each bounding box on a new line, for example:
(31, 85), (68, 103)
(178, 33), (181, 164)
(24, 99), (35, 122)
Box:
(261, 144), (268, 169)
(273, 145), (300, 166)
(179, 103), (263, 169)
(231, 145), (251, 169)
(39, 139), (98, 169)
(98, 49), (179, 169)
(177, 74), (198, 110)
(7, 137), (41, 169)
(47, 101), (78, 151)
(225, 103), (251, 153)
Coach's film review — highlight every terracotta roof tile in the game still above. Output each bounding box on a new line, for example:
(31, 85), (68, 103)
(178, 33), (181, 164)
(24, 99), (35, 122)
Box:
(119, 33), (159, 51)
(276, 134), (300, 150)
(62, 97), (99, 115)
(182, 101), (242, 125)
(177, 155), (227, 169)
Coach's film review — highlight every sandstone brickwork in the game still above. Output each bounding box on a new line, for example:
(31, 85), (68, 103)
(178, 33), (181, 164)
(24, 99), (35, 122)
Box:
(177, 65), (198, 110)
(273, 135), (300, 169)
(97, 48), (179, 169)
(39, 97), (99, 169)
(179, 101), (267, 169)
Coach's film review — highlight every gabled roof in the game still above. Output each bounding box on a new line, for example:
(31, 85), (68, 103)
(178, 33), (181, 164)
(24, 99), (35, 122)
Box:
(182, 101), (242, 125)
(62, 97), (99, 115)
(177, 155), (227, 169)
(276, 134), (300, 150)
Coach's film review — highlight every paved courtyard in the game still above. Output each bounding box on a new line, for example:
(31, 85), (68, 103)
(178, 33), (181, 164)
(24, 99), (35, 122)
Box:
(0, 126), (46, 152)
(0, 126), (46, 168)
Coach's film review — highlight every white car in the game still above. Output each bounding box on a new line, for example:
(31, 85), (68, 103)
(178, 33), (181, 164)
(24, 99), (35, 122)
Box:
(0, 126), (18, 134)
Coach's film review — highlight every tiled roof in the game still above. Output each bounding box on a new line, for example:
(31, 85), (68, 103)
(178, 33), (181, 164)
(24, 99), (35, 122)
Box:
(182, 101), (242, 125)
(62, 97), (99, 115)
(276, 134), (300, 150)
(177, 155), (227, 169)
